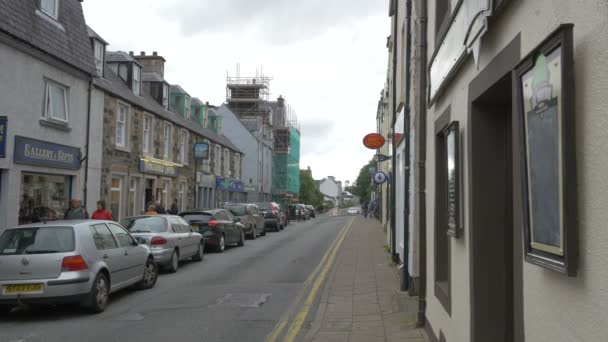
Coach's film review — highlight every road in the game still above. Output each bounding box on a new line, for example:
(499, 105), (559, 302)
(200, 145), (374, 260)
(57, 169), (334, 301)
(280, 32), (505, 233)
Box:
(0, 215), (351, 342)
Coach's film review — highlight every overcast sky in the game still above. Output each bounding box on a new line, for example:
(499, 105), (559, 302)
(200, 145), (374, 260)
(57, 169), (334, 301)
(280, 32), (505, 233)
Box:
(83, 0), (389, 184)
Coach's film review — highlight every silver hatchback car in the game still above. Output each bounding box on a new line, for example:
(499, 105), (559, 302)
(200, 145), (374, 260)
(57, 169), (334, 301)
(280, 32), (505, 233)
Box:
(0, 220), (158, 313)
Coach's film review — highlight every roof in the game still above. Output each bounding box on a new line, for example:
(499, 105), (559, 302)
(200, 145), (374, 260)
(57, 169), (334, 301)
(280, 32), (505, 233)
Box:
(170, 84), (189, 95)
(94, 64), (242, 154)
(142, 71), (165, 83)
(12, 220), (112, 229)
(0, 0), (95, 75)
(191, 97), (204, 107)
(86, 25), (108, 45)
(106, 51), (143, 66)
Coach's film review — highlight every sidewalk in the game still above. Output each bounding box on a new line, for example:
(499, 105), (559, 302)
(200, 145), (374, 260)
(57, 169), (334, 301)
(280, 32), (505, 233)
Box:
(304, 216), (429, 342)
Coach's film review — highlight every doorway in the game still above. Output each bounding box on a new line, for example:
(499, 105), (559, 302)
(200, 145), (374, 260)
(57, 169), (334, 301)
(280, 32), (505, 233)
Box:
(470, 72), (523, 342)
(145, 178), (155, 209)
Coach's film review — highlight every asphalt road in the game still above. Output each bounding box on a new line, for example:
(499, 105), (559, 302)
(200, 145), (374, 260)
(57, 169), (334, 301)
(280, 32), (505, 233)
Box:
(0, 215), (350, 342)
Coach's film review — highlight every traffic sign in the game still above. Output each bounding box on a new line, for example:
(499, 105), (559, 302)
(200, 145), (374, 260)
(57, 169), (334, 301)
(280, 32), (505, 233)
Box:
(373, 171), (388, 184)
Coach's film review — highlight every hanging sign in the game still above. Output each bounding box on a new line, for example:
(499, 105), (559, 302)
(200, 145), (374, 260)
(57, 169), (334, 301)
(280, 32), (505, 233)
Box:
(373, 171), (388, 185)
(363, 133), (386, 149)
(373, 154), (391, 162)
(193, 142), (210, 160)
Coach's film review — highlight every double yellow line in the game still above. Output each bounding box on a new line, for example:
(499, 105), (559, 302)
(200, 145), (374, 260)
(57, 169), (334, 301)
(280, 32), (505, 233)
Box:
(266, 217), (355, 342)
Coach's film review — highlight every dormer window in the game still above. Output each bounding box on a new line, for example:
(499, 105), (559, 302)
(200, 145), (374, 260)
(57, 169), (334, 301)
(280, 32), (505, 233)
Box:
(132, 65), (141, 96)
(118, 64), (128, 81)
(93, 41), (105, 77)
(162, 84), (169, 109)
(184, 96), (191, 119)
(40, 0), (59, 19)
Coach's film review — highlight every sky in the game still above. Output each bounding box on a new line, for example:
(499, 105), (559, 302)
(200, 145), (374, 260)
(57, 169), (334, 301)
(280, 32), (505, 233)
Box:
(83, 0), (390, 184)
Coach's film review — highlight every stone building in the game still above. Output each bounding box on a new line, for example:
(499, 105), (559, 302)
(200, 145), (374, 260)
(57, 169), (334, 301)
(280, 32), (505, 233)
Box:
(88, 42), (243, 219)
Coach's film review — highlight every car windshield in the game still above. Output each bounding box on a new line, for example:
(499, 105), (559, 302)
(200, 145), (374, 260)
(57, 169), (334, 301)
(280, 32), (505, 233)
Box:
(181, 213), (213, 223)
(256, 202), (272, 210)
(120, 217), (167, 233)
(224, 206), (247, 216)
(0, 227), (74, 255)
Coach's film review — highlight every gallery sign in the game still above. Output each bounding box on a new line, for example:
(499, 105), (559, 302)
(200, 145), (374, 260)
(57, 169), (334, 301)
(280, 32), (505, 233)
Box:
(216, 177), (245, 193)
(14, 136), (81, 170)
(0, 116), (6, 158)
(139, 158), (178, 177)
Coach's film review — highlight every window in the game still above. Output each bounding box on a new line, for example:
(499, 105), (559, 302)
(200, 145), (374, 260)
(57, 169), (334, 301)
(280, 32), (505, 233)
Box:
(90, 224), (118, 250)
(44, 81), (68, 122)
(107, 224), (136, 247)
(178, 182), (186, 212)
(168, 217), (183, 233)
(40, 0), (58, 19)
(143, 114), (153, 154)
(116, 102), (128, 148)
(132, 65), (141, 96)
(162, 85), (169, 109)
(118, 64), (128, 81)
(178, 218), (192, 232)
(223, 149), (230, 178)
(435, 0), (452, 39)
(185, 97), (191, 119)
(0, 227), (74, 255)
(19, 173), (69, 224)
(214, 145), (222, 175)
(110, 177), (122, 221)
(121, 216), (168, 233)
(163, 122), (172, 160)
(234, 154), (241, 180)
(129, 178), (138, 216)
(162, 180), (169, 209)
(179, 129), (189, 164)
(94, 41), (104, 77)
(202, 140), (211, 173)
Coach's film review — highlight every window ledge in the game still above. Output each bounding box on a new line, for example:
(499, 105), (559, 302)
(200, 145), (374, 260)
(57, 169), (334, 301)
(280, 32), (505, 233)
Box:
(39, 119), (71, 132)
(35, 10), (65, 32)
(114, 145), (131, 153)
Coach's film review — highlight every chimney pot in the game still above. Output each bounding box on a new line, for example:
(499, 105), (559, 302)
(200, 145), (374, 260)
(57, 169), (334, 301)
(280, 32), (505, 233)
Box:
(140, 51), (146, 56)
(129, 51), (134, 56)
(153, 51), (158, 56)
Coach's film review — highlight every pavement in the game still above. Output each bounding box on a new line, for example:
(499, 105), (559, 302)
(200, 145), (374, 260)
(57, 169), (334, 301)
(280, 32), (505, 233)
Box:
(302, 216), (429, 342)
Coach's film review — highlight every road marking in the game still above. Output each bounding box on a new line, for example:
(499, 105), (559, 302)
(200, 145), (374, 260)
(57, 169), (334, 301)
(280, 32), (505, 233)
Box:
(265, 217), (354, 342)
(282, 217), (354, 342)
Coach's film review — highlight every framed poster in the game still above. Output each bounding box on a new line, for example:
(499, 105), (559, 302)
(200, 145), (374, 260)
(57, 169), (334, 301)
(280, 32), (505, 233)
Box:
(514, 24), (577, 276)
(443, 121), (461, 238)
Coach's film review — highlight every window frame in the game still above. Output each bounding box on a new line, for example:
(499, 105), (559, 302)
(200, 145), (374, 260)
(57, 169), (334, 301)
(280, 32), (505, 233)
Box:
(115, 101), (129, 149)
(162, 84), (169, 109)
(132, 64), (141, 96)
(223, 148), (230, 178)
(40, 0), (59, 20)
(90, 224), (119, 251)
(179, 129), (189, 164)
(107, 223), (137, 247)
(44, 80), (69, 123)
(214, 145), (222, 175)
(93, 40), (105, 77)
(128, 177), (138, 217)
(179, 182), (187, 212)
(142, 113), (154, 155)
(163, 121), (173, 160)
(110, 176), (123, 221)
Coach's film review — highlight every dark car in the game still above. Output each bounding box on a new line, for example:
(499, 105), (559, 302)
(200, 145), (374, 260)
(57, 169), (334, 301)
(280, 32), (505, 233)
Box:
(179, 209), (245, 253)
(305, 205), (316, 218)
(295, 204), (310, 220)
(223, 203), (266, 239)
(256, 202), (284, 232)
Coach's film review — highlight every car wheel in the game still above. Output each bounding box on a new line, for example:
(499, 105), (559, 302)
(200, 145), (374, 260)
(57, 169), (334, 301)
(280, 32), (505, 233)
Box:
(250, 226), (257, 240)
(217, 234), (226, 253)
(136, 258), (158, 290)
(238, 230), (245, 246)
(83, 272), (109, 313)
(166, 250), (179, 273)
(192, 242), (204, 262)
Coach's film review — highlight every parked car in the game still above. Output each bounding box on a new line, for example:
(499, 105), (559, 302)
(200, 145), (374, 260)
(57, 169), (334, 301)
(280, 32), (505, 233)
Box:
(179, 209), (245, 252)
(0, 220), (158, 313)
(256, 202), (284, 232)
(295, 204), (310, 220)
(305, 205), (316, 219)
(120, 215), (204, 273)
(223, 203), (266, 239)
(347, 207), (362, 215)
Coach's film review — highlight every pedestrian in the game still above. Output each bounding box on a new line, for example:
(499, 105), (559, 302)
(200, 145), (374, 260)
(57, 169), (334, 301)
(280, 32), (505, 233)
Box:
(91, 200), (113, 220)
(156, 201), (167, 214)
(63, 199), (89, 220)
(362, 201), (368, 218)
(168, 198), (179, 215)
(146, 204), (158, 215)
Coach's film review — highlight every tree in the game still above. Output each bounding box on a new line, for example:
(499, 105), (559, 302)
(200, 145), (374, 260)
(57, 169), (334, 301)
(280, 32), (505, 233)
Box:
(352, 161), (374, 202)
(299, 168), (323, 208)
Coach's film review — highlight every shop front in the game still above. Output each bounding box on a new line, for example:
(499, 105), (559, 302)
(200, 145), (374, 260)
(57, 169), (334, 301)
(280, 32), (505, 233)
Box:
(138, 157), (181, 214)
(11, 136), (82, 225)
(215, 176), (245, 207)
(198, 173), (216, 209)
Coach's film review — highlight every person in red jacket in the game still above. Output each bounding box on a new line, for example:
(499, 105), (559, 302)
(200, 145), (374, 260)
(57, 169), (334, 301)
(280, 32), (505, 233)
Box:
(91, 200), (113, 220)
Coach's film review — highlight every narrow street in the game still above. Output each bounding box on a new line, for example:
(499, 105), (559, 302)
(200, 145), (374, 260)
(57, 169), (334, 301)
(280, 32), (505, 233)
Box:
(0, 216), (349, 342)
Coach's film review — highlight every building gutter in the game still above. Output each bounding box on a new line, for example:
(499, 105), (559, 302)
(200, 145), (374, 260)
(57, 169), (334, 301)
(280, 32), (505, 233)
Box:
(390, 0), (400, 264)
(416, 0), (428, 327)
(401, 0), (413, 292)
(83, 75), (93, 208)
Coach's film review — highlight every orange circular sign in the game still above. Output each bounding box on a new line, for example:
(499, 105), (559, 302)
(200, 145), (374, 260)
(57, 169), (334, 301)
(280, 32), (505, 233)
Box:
(363, 133), (385, 149)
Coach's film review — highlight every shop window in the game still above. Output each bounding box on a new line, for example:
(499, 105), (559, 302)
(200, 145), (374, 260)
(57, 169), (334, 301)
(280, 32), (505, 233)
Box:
(129, 178), (138, 216)
(44, 81), (68, 123)
(110, 177), (122, 220)
(116, 102), (129, 148)
(19, 173), (69, 224)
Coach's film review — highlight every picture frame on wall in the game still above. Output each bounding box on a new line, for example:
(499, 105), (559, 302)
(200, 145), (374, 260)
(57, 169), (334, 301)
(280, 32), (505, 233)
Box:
(513, 24), (578, 276)
(443, 121), (461, 238)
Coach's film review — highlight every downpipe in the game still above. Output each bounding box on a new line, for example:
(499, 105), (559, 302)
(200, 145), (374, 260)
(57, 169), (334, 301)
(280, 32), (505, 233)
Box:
(390, 0), (400, 265)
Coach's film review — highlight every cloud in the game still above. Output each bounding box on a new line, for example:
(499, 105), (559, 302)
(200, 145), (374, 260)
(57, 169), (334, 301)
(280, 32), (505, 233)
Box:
(159, 0), (386, 44)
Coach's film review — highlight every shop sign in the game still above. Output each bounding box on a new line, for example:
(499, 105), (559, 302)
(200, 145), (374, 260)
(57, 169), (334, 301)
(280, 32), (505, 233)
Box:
(363, 133), (385, 149)
(198, 173), (216, 187)
(193, 142), (210, 160)
(373, 171), (388, 185)
(139, 158), (178, 177)
(0, 116), (6, 158)
(14, 136), (81, 170)
(216, 176), (245, 192)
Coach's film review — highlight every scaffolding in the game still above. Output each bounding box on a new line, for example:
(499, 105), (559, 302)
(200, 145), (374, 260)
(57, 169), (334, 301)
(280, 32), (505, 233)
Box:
(226, 75), (272, 124)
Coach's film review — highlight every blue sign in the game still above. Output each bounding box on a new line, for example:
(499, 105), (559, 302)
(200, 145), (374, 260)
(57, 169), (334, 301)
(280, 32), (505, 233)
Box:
(0, 116), (6, 158)
(139, 158), (178, 177)
(373, 171), (388, 185)
(216, 177), (245, 192)
(193, 142), (210, 160)
(14, 136), (81, 170)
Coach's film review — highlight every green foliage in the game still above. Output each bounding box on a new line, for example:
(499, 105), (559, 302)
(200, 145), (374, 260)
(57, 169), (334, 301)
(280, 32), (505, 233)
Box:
(352, 161), (374, 202)
(323, 200), (335, 210)
(299, 169), (323, 208)
(340, 199), (355, 208)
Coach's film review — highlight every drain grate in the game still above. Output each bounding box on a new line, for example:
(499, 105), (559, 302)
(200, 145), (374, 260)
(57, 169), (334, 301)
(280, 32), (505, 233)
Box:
(212, 293), (271, 308)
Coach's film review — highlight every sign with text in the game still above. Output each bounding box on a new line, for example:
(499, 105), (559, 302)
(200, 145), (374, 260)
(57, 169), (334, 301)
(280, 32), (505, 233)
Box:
(139, 158), (178, 177)
(13, 136), (81, 170)
(0, 116), (6, 158)
(216, 176), (245, 192)
(193, 142), (210, 160)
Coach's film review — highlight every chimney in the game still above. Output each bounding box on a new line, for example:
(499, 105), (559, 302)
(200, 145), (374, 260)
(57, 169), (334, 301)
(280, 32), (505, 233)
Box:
(129, 51), (134, 56)
(133, 51), (167, 78)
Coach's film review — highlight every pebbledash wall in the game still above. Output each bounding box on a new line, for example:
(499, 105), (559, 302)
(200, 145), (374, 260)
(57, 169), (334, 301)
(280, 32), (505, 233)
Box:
(423, 1), (608, 342)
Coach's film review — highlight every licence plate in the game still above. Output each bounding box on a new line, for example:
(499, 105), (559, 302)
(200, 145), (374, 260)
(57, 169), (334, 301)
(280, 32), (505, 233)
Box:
(3, 284), (44, 295)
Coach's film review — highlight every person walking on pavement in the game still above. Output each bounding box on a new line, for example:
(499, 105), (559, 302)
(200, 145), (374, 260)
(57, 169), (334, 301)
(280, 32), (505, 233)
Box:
(146, 204), (158, 215)
(168, 198), (179, 215)
(91, 200), (113, 220)
(156, 201), (167, 214)
(362, 201), (368, 218)
(64, 199), (89, 220)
